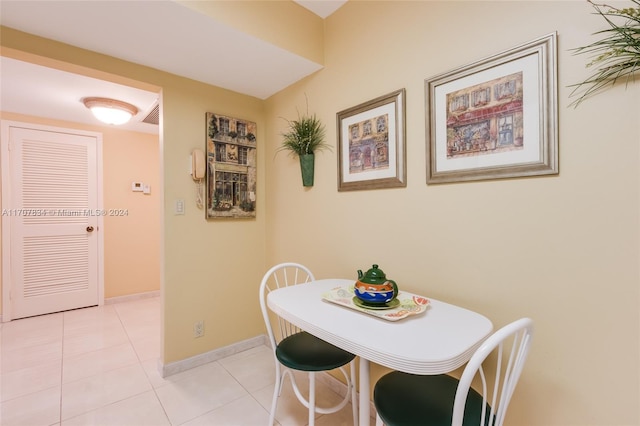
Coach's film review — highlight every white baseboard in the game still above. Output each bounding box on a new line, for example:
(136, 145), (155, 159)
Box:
(159, 334), (267, 378)
(157, 333), (377, 420)
(105, 290), (160, 305)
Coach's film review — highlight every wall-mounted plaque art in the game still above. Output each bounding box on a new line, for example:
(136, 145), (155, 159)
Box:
(206, 112), (257, 219)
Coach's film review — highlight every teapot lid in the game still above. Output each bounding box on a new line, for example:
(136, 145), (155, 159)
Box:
(363, 264), (386, 280)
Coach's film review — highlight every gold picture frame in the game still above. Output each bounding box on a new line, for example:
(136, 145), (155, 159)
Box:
(425, 33), (558, 184)
(337, 89), (406, 191)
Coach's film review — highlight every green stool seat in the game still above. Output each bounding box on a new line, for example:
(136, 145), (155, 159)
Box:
(374, 372), (490, 426)
(372, 318), (534, 426)
(277, 331), (356, 371)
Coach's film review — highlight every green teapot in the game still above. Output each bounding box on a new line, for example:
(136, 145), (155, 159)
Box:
(355, 264), (398, 304)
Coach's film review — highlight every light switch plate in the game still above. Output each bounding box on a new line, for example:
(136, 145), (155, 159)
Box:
(132, 181), (144, 192)
(174, 199), (185, 215)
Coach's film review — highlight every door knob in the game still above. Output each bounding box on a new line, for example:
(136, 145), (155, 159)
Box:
(86, 226), (94, 232)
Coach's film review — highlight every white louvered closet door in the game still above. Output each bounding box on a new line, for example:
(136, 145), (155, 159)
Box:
(4, 125), (100, 320)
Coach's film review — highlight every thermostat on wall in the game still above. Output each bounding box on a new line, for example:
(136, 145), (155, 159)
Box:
(132, 182), (144, 192)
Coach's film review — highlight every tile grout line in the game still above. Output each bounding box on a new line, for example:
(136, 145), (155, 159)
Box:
(61, 300), (164, 424)
(1, 301), (166, 425)
(217, 359), (273, 423)
(114, 299), (173, 425)
(64, 300), (166, 424)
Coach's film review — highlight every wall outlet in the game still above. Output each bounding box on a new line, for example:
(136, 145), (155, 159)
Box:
(193, 320), (204, 338)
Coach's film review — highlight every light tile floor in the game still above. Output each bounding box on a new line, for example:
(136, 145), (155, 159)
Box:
(0, 296), (367, 426)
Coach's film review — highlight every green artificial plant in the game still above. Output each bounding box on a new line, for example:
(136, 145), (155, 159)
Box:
(278, 97), (331, 187)
(278, 98), (331, 157)
(570, 0), (640, 106)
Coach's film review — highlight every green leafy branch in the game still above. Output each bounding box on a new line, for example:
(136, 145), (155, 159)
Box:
(569, 0), (640, 107)
(277, 95), (331, 157)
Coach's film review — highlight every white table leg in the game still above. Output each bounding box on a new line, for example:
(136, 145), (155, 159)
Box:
(359, 358), (370, 426)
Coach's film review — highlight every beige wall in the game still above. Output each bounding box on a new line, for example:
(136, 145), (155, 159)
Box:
(159, 79), (266, 363)
(178, 0), (325, 65)
(101, 126), (160, 298)
(2, 1), (640, 424)
(264, 1), (639, 425)
(0, 112), (161, 312)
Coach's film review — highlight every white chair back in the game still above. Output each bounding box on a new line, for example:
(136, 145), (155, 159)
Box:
(259, 263), (357, 426)
(452, 317), (534, 426)
(259, 262), (315, 348)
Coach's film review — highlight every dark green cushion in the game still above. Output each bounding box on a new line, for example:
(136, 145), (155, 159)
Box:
(374, 372), (491, 426)
(276, 332), (356, 372)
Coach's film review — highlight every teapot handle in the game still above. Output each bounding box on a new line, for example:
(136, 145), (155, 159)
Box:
(388, 280), (398, 299)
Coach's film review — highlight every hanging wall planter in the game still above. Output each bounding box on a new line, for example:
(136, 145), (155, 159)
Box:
(299, 154), (315, 187)
(277, 97), (331, 188)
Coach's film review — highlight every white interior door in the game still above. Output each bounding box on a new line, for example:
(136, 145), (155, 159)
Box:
(1, 121), (103, 321)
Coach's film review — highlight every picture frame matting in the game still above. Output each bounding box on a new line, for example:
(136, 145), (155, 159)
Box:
(425, 32), (558, 184)
(337, 88), (407, 191)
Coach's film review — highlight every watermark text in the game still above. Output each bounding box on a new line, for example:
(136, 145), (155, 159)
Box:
(2, 209), (129, 217)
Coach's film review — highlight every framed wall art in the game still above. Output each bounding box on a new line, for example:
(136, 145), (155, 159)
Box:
(205, 112), (257, 219)
(425, 32), (558, 184)
(337, 89), (406, 191)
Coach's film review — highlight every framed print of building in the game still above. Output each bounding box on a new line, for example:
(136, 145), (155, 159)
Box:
(206, 113), (257, 219)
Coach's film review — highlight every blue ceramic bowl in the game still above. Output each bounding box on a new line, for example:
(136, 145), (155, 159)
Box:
(354, 287), (396, 305)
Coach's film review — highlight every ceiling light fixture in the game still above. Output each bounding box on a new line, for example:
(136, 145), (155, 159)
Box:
(83, 97), (138, 125)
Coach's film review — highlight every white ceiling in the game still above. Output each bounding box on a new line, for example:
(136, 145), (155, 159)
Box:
(0, 56), (162, 134)
(0, 0), (346, 134)
(295, 0), (347, 18)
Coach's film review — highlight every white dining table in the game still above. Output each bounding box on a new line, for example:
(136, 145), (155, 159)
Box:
(267, 278), (493, 426)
